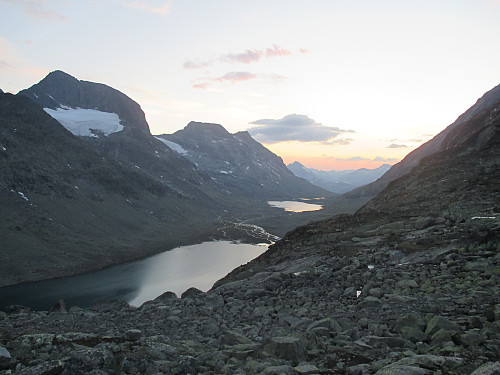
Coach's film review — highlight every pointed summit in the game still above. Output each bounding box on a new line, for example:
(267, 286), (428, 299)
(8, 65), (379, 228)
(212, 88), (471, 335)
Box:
(18, 70), (150, 133)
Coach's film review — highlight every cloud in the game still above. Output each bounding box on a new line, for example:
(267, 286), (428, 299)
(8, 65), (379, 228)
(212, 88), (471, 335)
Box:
(183, 59), (212, 70)
(386, 143), (408, 148)
(215, 71), (257, 83)
(336, 156), (370, 161)
(248, 114), (354, 144)
(0, 0), (68, 22)
(121, 0), (172, 14)
(223, 44), (292, 64)
(184, 45), (303, 69)
(373, 156), (399, 162)
(192, 83), (209, 89)
(224, 49), (262, 64)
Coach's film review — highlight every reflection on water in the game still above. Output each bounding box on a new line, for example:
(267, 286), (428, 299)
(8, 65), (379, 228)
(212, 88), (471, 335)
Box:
(267, 200), (323, 212)
(0, 241), (267, 310)
(129, 241), (267, 306)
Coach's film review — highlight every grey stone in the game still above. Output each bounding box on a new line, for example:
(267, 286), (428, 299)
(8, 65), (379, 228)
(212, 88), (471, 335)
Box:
(425, 316), (461, 336)
(21, 360), (64, 375)
(470, 362), (500, 375)
(267, 336), (306, 363)
(294, 363), (319, 374)
(374, 365), (432, 375)
(181, 287), (204, 299)
(0, 346), (11, 370)
(125, 329), (142, 341)
(49, 299), (67, 314)
(222, 330), (254, 346)
(263, 365), (295, 374)
(358, 296), (383, 310)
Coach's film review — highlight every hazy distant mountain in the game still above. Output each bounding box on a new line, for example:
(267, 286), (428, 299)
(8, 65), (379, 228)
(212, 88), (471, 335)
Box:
(287, 161), (391, 193)
(346, 83), (500, 200)
(156, 122), (332, 200)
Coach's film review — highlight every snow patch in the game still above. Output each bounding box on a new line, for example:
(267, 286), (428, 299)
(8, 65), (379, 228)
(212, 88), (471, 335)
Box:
(154, 137), (187, 155)
(18, 192), (29, 201)
(44, 107), (124, 137)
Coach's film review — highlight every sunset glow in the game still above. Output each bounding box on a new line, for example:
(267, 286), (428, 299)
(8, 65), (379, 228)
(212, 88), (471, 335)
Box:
(1, 1), (499, 170)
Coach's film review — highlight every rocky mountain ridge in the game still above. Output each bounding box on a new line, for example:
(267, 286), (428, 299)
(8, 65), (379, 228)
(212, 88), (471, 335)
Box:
(346, 83), (500, 200)
(157, 122), (330, 200)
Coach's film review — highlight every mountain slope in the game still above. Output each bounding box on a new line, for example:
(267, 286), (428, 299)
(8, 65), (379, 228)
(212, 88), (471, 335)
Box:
(18, 70), (222, 201)
(0, 92), (225, 287)
(288, 161), (391, 193)
(157, 122), (331, 200)
(346, 83), (500, 200)
(219, 87), (500, 287)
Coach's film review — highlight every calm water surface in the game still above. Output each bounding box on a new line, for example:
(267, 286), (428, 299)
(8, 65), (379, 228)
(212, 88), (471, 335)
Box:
(267, 200), (323, 212)
(0, 241), (267, 310)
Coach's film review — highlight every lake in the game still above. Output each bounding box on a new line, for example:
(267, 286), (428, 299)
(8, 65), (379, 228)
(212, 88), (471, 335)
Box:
(268, 200), (323, 212)
(0, 241), (268, 310)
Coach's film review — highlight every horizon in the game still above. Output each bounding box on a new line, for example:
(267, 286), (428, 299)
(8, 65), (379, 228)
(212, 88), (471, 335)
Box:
(1, 1), (499, 170)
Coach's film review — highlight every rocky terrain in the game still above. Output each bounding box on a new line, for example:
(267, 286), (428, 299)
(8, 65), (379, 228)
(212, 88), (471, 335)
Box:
(0, 90), (498, 373)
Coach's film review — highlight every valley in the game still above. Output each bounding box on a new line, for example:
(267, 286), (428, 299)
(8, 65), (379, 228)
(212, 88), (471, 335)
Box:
(0, 71), (498, 374)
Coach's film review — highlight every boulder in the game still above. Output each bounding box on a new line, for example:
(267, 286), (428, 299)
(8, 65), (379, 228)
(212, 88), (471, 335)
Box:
(266, 336), (306, 363)
(0, 346), (11, 370)
(470, 362), (500, 375)
(424, 316), (461, 336)
(49, 299), (67, 313)
(181, 287), (204, 299)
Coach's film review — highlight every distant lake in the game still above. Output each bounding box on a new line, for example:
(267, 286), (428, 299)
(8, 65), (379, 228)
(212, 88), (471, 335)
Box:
(0, 241), (267, 310)
(268, 200), (323, 212)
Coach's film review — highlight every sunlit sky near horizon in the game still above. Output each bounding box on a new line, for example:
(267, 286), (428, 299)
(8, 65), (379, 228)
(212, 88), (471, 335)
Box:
(1, 0), (499, 170)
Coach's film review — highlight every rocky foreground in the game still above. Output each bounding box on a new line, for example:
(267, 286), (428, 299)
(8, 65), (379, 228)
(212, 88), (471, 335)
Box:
(0, 213), (498, 375)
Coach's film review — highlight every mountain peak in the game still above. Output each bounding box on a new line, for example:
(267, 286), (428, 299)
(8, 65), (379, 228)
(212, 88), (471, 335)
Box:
(19, 71), (150, 134)
(44, 70), (78, 83)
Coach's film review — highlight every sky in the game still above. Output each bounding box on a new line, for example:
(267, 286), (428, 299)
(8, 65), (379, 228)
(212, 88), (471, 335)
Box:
(1, 0), (499, 170)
